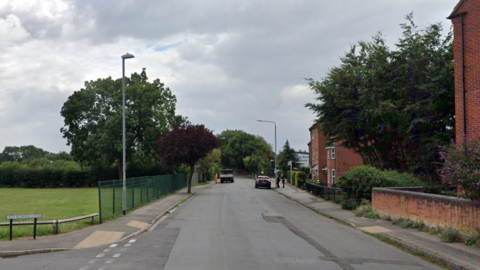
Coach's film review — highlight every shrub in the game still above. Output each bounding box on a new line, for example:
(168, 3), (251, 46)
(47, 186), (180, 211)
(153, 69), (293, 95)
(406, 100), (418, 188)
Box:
(337, 166), (395, 203)
(440, 227), (462, 243)
(295, 171), (306, 187)
(337, 166), (422, 204)
(440, 137), (480, 201)
(354, 200), (379, 219)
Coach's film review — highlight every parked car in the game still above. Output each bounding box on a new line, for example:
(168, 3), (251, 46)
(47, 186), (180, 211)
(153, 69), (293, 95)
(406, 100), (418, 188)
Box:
(255, 176), (271, 189)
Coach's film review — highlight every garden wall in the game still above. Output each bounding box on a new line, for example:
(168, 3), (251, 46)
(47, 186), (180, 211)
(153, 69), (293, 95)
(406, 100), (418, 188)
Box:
(372, 187), (480, 233)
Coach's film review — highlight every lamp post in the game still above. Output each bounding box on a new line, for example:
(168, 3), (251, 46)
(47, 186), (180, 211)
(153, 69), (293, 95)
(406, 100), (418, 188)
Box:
(257, 120), (276, 177)
(121, 52), (134, 216)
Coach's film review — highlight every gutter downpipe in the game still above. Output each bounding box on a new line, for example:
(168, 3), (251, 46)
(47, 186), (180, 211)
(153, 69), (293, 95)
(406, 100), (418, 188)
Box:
(460, 14), (466, 141)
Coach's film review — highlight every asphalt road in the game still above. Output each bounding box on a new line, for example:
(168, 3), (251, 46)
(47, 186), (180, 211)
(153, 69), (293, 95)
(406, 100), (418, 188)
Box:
(0, 176), (442, 270)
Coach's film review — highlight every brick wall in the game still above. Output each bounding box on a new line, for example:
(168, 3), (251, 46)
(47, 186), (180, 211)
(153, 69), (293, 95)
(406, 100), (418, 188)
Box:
(309, 124), (328, 184)
(309, 123), (363, 187)
(373, 187), (480, 233)
(450, 0), (480, 142)
(335, 142), (363, 181)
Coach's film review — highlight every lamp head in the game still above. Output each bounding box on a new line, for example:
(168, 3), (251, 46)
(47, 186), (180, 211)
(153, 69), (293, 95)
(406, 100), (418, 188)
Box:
(121, 53), (135, 59)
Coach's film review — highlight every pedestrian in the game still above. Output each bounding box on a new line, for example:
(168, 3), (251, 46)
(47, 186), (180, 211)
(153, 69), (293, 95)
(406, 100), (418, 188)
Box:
(281, 174), (285, 188)
(215, 173), (218, 183)
(276, 174), (281, 188)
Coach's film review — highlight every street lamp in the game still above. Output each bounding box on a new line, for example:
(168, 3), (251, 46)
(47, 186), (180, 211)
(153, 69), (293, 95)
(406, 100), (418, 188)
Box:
(122, 52), (134, 216)
(257, 120), (276, 177)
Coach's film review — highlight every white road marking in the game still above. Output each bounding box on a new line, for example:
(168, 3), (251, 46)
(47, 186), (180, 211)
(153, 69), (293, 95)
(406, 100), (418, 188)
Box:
(124, 243), (131, 247)
(105, 259), (115, 264)
(129, 239), (136, 243)
(78, 266), (91, 270)
(109, 244), (118, 248)
(103, 248), (110, 252)
(113, 253), (122, 258)
(96, 253), (105, 258)
(88, 259), (97, 264)
(119, 248), (127, 252)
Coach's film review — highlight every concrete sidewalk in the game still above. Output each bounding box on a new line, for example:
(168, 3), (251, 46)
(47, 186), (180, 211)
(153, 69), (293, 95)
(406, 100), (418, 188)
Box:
(0, 181), (216, 258)
(275, 182), (480, 270)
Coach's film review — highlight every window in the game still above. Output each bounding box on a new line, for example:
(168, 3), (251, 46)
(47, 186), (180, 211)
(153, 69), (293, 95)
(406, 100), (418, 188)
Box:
(332, 169), (336, 184)
(331, 148), (336, 159)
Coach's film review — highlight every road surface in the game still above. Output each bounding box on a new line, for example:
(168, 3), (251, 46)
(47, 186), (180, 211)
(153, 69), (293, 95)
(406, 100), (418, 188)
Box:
(0, 176), (441, 270)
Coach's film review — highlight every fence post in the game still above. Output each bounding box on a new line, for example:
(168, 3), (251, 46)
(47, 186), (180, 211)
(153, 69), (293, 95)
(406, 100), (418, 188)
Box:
(113, 181), (116, 215)
(98, 183), (102, 224)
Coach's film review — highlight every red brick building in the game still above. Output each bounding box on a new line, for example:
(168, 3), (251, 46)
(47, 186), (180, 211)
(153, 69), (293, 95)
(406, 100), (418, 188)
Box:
(308, 123), (363, 187)
(448, 0), (480, 142)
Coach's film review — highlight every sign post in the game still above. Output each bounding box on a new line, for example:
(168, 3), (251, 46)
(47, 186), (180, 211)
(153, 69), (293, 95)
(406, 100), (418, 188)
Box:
(6, 214), (42, 241)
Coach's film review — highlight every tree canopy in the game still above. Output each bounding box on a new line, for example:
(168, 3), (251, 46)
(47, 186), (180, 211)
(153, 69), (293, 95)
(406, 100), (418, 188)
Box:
(277, 140), (298, 174)
(60, 69), (186, 179)
(306, 15), (454, 182)
(0, 145), (50, 163)
(158, 123), (219, 193)
(218, 129), (274, 174)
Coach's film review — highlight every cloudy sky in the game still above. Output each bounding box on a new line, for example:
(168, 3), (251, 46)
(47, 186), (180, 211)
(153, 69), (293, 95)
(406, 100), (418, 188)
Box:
(0, 0), (455, 154)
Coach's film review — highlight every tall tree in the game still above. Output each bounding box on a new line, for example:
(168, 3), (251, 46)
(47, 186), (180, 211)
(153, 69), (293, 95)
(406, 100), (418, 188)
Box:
(218, 130), (274, 171)
(306, 15), (454, 182)
(277, 140), (298, 173)
(158, 123), (219, 193)
(60, 68), (185, 179)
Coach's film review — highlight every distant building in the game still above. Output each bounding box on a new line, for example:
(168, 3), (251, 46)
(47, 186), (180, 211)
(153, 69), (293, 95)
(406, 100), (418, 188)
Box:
(295, 152), (309, 169)
(308, 123), (363, 187)
(448, 0), (480, 142)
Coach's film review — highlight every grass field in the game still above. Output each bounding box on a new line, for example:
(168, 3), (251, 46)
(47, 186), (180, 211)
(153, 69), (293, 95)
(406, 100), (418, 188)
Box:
(0, 188), (98, 241)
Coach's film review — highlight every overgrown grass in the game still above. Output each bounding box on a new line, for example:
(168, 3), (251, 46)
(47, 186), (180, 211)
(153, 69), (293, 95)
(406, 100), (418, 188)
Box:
(354, 200), (379, 219)
(0, 188), (98, 241)
(391, 217), (480, 247)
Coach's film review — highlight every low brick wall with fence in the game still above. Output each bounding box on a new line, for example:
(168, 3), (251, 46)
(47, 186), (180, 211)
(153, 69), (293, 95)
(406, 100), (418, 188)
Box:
(372, 187), (480, 233)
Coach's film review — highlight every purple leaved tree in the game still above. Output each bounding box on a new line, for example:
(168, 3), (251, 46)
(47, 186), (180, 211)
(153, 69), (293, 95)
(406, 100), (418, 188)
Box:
(159, 123), (219, 193)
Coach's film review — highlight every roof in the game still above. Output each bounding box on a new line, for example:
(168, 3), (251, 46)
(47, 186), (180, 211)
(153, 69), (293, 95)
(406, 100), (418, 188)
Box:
(447, 0), (467, 19)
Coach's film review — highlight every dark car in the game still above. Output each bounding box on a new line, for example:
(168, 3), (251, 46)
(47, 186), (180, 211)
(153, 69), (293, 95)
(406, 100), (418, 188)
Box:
(255, 176), (271, 189)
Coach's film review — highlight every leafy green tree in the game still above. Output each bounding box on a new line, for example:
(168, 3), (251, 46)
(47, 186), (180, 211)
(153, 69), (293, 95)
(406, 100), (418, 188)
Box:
(0, 145), (50, 163)
(197, 148), (222, 182)
(60, 68), (186, 179)
(159, 123), (219, 193)
(306, 15), (454, 182)
(277, 140), (298, 174)
(219, 130), (274, 171)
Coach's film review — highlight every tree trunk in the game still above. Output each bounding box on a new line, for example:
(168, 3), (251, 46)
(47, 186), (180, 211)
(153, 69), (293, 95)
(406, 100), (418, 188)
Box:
(187, 164), (194, 193)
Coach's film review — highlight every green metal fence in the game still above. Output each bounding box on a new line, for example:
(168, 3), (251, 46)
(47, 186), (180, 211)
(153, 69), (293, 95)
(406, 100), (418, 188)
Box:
(98, 173), (186, 223)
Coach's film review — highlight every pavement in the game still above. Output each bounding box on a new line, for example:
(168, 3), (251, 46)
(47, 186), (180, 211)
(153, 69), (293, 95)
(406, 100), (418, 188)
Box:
(0, 182), (216, 258)
(275, 181), (480, 270)
(2, 178), (480, 270)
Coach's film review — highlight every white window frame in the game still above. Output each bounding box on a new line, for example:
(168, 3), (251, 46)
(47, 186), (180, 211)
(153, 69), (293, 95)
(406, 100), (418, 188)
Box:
(327, 169), (330, 184)
(332, 169), (336, 184)
(331, 148), (336, 159)
(327, 149), (330, 160)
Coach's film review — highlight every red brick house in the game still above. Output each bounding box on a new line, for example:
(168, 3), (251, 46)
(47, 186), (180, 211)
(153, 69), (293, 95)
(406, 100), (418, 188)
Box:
(448, 0), (480, 142)
(308, 123), (363, 187)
